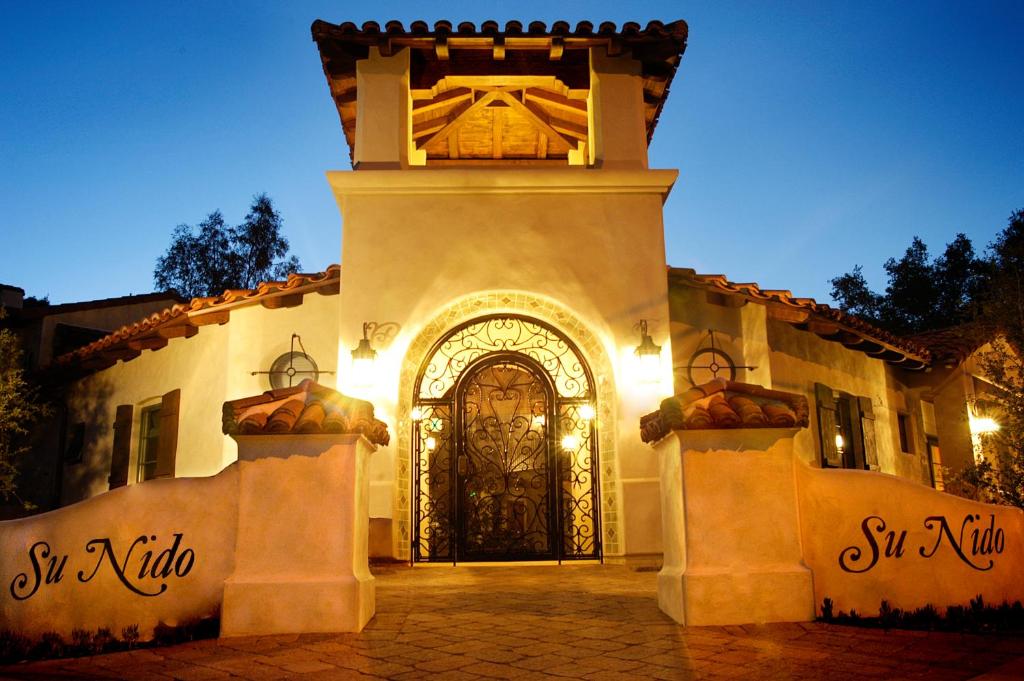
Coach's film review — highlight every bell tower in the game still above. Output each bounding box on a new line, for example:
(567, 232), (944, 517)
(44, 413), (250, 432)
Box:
(312, 19), (688, 560)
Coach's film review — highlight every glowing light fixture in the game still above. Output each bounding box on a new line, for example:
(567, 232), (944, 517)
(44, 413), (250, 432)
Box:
(561, 433), (581, 451)
(410, 407), (424, 422)
(970, 416), (1000, 435)
(634, 319), (662, 384)
(579, 404), (596, 421)
(835, 432), (845, 452)
(350, 322), (378, 388)
(425, 436), (438, 452)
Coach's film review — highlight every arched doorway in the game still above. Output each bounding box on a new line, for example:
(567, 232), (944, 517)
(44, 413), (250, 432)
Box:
(412, 315), (601, 563)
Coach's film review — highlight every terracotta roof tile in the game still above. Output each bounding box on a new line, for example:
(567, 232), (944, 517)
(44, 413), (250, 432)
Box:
(640, 379), (810, 444)
(311, 19), (688, 159)
(910, 324), (989, 367)
(52, 265), (340, 373)
(668, 266), (932, 368)
(224, 379), (390, 446)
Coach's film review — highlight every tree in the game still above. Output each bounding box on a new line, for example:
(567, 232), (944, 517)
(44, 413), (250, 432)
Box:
(830, 210), (1024, 509)
(0, 310), (49, 509)
(153, 194), (301, 299)
(829, 234), (986, 336)
(964, 210), (1024, 509)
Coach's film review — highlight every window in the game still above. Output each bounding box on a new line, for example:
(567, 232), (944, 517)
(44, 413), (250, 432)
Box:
(897, 413), (912, 454)
(137, 405), (161, 482)
(107, 389), (180, 490)
(815, 383), (878, 470)
(926, 436), (944, 490)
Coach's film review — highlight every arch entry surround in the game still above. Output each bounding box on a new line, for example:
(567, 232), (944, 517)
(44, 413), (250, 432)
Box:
(411, 314), (602, 563)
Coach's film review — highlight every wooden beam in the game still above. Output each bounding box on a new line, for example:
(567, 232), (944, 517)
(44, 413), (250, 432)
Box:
(537, 132), (548, 159)
(157, 323), (198, 340)
(192, 310), (230, 326)
(420, 91), (500, 149)
(766, 304), (811, 324)
(492, 36), (505, 60)
(448, 131), (460, 159)
(494, 92), (573, 152)
(261, 293), (304, 310)
(549, 117), (588, 141)
(806, 320), (841, 337)
(412, 88), (472, 116)
(437, 75), (566, 91)
(128, 336), (169, 352)
(549, 37), (564, 60)
(434, 35), (449, 60)
(412, 118), (448, 140)
(524, 88), (588, 116)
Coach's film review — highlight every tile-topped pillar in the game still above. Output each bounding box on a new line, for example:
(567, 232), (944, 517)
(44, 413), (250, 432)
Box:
(219, 381), (388, 635)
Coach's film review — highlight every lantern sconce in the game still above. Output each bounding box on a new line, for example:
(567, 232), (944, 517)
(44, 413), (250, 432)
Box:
(350, 322), (378, 388)
(634, 319), (662, 384)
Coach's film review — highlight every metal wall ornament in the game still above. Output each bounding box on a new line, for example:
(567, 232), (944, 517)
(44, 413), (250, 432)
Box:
(678, 328), (756, 387)
(412, 315), (601, 564)
(252, 334), (333, 390)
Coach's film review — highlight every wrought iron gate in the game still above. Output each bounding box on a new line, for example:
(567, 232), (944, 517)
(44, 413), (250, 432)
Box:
(412, 315), (601, 563)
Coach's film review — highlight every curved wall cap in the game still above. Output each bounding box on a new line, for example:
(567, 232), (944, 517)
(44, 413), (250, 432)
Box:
(641, 378), (809, 444)
(223, 378), (390, 446)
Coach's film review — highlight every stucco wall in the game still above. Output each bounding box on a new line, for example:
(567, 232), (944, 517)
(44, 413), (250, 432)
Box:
(1, 466), (238, 639)
(932, 371), (976, 474)
(38, 299), (179, 367)
(656, 428), (1024, 626)
(61, 294), (339, 503)
(331, 168), (677, 558)
(797, 462), (1024, 615)
(667, 287), (769, 390)
(768, 319), (911, 475)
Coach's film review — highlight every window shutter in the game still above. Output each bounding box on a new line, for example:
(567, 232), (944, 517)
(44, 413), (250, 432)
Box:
(154, 389), (180, 479)
(815, 383), (841, 467)
(108, 405), (133, 489)
(858, 396), (879, 471)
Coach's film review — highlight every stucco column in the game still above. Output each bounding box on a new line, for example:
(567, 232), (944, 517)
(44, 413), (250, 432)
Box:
(656, 428), (814, 625)
(221, 433), (375, 635)
(354, 47), (422, 168)
(589, 47), (649, 169)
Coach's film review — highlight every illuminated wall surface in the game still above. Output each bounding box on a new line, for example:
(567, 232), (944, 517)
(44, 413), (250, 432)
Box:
(656, 429), (1024, 627)
(2, 20), (1017, 637)
(1, 434), (375, 639)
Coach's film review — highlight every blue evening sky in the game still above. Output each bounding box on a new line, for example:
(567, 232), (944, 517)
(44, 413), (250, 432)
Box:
(1, 1), (1021, 305)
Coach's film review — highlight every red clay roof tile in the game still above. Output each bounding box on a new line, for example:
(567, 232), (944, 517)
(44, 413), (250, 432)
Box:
(224, 379), (390, 445)
(640, 379), (810, 444)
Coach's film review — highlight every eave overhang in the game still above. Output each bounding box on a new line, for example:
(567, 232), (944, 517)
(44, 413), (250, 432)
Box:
(311, 19), (688, 161)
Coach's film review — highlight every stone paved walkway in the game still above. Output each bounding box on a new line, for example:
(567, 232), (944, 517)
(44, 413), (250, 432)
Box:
(3, 564), (1024, 680)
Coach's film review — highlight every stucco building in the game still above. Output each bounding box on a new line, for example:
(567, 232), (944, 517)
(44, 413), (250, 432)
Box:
(33, 19), (996, 563)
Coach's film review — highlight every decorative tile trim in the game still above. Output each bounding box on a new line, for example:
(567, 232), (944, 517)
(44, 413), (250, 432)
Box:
(393, 291), (621, 560)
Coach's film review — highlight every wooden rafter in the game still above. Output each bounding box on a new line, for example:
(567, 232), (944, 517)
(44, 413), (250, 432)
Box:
(495, 92), (573, 151)
(523, 88), (587, 116)
(412, 88), (473, 115)
(419, 90), (501, 149)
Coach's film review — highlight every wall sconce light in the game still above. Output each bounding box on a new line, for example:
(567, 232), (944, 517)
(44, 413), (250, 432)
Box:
(350, 322), (378, 388)
(969, 415), (1000, 435)
(579, 404), (596, 421)
(561, 433), (581, 451)
(634, 319), (662, 383)
(834, 431), (845, 453)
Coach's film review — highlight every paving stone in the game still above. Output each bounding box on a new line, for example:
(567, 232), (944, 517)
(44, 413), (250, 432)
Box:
(5, 565), (1024, 680)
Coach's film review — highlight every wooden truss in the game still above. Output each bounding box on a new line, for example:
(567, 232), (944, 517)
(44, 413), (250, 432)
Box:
(411, 77), (588, 162)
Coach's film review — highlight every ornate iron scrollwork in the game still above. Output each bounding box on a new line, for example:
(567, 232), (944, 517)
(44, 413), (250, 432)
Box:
(413, 315), (600, 563)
